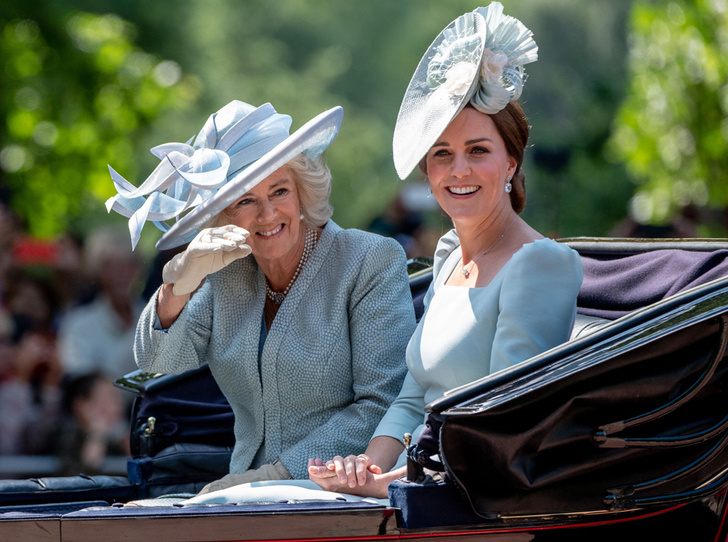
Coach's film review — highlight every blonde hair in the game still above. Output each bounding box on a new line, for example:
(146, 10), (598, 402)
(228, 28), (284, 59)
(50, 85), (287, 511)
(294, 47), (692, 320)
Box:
(215, 153), (333, 229)
(286, 153), (333, 228)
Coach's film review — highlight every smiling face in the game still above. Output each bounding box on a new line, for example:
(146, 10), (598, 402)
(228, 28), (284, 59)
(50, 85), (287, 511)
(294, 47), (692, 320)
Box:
(425, 107), (517, 226)
(223, 167), (304, 264)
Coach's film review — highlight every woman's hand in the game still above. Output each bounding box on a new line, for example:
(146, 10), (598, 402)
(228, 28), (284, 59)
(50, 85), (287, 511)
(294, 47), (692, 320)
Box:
(308, 456), (393, 498)
(163, 225), (251, 296)
(308, 456), (407, 499)
(308, 454), (382, 490)
(307, 436), (405, 497)
(197, 460), (292, 495)
(157, 225), (251, 328)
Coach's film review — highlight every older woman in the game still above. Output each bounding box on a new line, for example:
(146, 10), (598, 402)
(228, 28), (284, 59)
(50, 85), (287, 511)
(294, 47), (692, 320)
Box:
(309, 3), (583, 497)
(106, 101), (415, 490)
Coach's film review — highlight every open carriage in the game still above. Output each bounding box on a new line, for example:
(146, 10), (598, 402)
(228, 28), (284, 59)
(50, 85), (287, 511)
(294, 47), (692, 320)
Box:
(2, 237), (728, 541)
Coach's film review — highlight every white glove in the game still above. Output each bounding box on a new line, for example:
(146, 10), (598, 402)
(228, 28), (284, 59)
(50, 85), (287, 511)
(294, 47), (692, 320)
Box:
(196, 460), (292, 495)
(162, 225), (251, 295)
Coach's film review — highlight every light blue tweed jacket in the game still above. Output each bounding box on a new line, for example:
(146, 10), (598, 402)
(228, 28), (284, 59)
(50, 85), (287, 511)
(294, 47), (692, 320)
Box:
(135, 221), (415, 479)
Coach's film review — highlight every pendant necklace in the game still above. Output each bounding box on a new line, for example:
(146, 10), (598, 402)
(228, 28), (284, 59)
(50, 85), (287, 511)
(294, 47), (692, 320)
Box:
(461, 216), (518, 278)
(266, 228), (317, 305)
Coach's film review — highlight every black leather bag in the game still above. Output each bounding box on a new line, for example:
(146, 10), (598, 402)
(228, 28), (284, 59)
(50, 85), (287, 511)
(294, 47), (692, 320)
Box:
(428, 311), (728, 518)
(124, 366), (235, 459)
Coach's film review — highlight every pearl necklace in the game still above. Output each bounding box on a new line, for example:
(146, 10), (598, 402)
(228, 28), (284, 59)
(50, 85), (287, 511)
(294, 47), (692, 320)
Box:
(266, 228), (317, 305)
(461, 216), (518, 278)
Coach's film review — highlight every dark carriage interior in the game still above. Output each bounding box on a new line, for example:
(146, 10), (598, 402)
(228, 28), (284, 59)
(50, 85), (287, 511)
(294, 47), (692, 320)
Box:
(119, 238), (728, 498)
(394, 239), (728, 534)
(2, 238), (728, 534)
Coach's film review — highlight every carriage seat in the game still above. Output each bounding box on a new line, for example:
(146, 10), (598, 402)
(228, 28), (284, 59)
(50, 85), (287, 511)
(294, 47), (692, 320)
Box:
(570, 313), (610, 340)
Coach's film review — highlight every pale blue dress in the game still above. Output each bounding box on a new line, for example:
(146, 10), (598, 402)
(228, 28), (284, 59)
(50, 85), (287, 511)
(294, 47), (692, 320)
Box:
(372, 230), (584, 467)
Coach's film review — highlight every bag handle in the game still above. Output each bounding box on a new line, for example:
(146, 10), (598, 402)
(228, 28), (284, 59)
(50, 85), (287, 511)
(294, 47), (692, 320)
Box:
(604, 450), (728, 510)
(592, 314), (728, 448)
(598, 314), (728, 510)
(595, 414), (728, 449)
(606, 427), (728, 504)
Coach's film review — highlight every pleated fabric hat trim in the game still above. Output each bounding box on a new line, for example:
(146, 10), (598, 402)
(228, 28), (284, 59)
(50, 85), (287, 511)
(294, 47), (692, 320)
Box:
(105, 100), (343, 250)
(392, 2), (537, 180)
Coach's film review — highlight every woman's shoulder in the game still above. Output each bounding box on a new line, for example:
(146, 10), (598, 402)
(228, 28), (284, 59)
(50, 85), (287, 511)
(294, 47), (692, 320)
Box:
(431, 229), (461, 278)
(516, 237), (580, 260)
(509, 237), (584, 277)
(327, 221), (404, 255)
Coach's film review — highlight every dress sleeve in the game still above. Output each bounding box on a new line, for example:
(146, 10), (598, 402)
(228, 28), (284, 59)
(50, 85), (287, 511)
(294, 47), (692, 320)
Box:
(278, 238), (415, 477)
(133, 282), (214, 375)
(370, 231), (460, 444)
(489, 241), (584, 375)
(370, 370), (427, 444)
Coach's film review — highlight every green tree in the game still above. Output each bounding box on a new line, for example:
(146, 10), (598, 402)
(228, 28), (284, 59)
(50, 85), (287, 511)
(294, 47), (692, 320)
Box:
(0, 7), (200, 241)
(515, 0), (634, 236)
(111, 0), (482, 233)
(609, 0), (728, 232)
(2, 0), (639, 249)
(104, 0), (633, 238)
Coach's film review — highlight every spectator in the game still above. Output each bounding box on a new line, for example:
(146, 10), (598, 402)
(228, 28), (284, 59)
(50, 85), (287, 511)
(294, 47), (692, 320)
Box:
(3, 268), (60, 342)
(0, 262), (64, 457)
(0, 329), (62, 455)
(610, 205), (699, 239)
(52, 233), (95, 311)
(0, 192), (22, 299)
(368, 194), (426, 257)
(48, 371), (129, 476)
(57, 230), (146, 380)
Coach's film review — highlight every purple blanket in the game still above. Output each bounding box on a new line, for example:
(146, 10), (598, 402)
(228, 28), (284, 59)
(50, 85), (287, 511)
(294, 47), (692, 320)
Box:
(577, 249), (728, 319)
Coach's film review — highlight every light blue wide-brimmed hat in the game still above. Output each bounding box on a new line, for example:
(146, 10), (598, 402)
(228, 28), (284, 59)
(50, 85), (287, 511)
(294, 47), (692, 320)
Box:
(106, 101), (344, 250)
(392, 2), (538, 180)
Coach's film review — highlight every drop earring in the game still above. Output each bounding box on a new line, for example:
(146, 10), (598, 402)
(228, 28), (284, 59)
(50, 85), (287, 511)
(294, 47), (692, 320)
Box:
(505, 175), (513, 193)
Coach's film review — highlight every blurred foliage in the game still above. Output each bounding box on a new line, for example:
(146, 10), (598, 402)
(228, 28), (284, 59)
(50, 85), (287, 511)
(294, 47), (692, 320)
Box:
(0, 4), (200, 242)
(111, 0), (635, 238)
(609, 0), (728, 231)
(513, 0), (634, 237)
(11, 0), (716, 253)
(100, 0), (491, 240)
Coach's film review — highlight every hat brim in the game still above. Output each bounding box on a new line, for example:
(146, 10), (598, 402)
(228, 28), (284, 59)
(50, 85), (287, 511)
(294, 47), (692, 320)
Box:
(155, 106), (344, 250)
(392, 12), (486, 180)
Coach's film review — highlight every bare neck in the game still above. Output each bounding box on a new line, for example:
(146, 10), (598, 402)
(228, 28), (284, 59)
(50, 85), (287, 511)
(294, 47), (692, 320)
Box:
(256, 241), (306, 292)
(455, 209), (519, 264)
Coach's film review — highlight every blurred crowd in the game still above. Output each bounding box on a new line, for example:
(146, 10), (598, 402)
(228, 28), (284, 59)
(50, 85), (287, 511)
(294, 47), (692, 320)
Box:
(0, 196), (140, 478)
(367, 183), (443, 260)
(1, 172), (698, 480)
(0, 186), (439, 479)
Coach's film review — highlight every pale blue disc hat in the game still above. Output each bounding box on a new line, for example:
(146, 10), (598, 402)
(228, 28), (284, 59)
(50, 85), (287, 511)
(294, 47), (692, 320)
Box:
(106, 101), (344, 250)
(392, 2), (538, 179)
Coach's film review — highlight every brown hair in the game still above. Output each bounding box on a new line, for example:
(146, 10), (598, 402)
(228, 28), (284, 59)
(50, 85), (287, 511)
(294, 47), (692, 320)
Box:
(419, 100), (530, 213)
